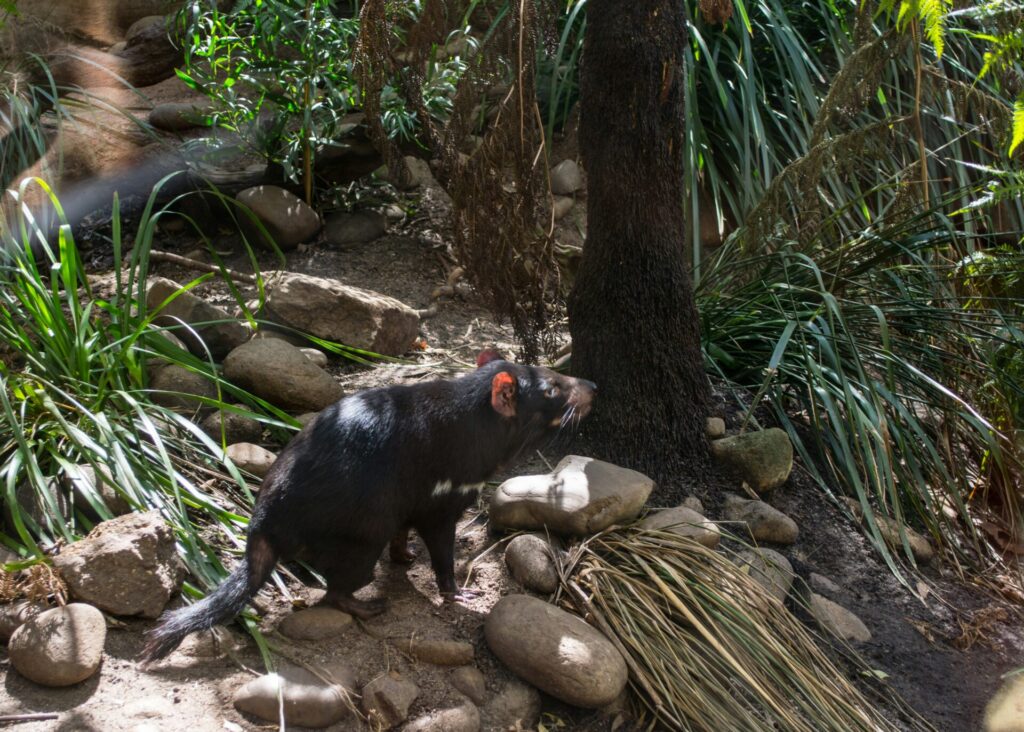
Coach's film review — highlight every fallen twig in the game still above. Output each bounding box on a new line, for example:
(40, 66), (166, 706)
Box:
(0, 713), (60, 724)
(150, 250), (258, 285)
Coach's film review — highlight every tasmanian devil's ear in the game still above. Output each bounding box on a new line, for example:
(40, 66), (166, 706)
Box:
(490, 371), (517, 417)
(477, 348), (505, 368)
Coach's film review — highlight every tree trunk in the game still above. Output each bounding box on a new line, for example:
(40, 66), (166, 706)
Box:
(568, 0), (711, 499)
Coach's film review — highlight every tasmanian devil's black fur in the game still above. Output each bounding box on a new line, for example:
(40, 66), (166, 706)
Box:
(142, 352), (595, 661)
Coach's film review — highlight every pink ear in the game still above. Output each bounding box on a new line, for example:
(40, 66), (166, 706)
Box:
(476, 348), (504, 368)
(490, 371), (517, 417)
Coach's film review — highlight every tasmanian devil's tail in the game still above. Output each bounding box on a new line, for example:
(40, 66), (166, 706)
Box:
(141, 534), (277, 662)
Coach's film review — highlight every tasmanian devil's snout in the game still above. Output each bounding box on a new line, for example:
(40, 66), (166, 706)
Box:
(142, 351), (595, 662)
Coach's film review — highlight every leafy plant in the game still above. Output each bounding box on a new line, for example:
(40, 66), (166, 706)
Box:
(0, 178), (303, 659)
(699, 197), (1024, 570)
(176, 0), (362, 202)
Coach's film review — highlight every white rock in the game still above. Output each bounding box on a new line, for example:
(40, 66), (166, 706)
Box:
(8, 604), (106, 686)
(490, 456), (653, 535)
(300, 347), (329, 368)
(225, 442), (277, 478)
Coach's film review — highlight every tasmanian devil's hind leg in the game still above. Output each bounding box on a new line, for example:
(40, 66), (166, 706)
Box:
(316, 541), (388, 619)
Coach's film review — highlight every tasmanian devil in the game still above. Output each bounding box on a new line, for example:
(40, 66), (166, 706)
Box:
(141, 350), (595, 661)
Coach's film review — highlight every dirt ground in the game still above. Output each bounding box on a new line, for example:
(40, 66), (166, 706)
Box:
(2, 161), (1023, 732)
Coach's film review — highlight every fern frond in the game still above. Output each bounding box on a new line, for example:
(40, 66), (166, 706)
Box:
(1010, 96), (1024, 157)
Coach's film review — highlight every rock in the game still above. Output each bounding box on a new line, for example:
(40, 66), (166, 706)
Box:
(147, 277), (250, 361)
(149, 101), (212, 132)
(489, 456), (653, 535)
(403, 703), (481, 732)
(0, 600), (46, 643)
(223, 338), (343, 412)
(8, 604), (106, 686)
(325, 211), (387, 247)
(301, 347), (329, 368)
(7, 479), (72, 534)
(552, 196), (574, 221)
(6, 1), (178, 47)
(639, 506), (720, 548)
(985, 672), (1024, 732)
(149, 364), (217, 412)
(807, 593), (871, 642)
(711, 428), (793, 492)
(52, 511), (185, 619)
(278, 606), (353, 640)
(233, 663), (357, 728)
(262, 271), (420, 356)
(393, 637), (475, 666)
(400, 156), (435, 189)
(809, 572), (841, 596)
(67, 463), (131, 516)
(550, 160), (582, 195)
(873, 514), (934, 563)
(114, 14), (181, 85)
(362, 674), (420, 729)
(682, 495), (704, 514)
(200, 407), (264, 444)
(722, 493), (799, 545)
(736, 548), (794, 603)
(481, 679), (541, 732)
(706, 417), (726, 438)
(225, 443), (277, 478)
(125, 14), (167, 43)
(237, 185), (322, 251)
(451, 666), (487, 706)
(485, 594), (628, 708)
(842, 496), (865, 521)
(297, 412), (320, 427)
(504, 534), (559, 594)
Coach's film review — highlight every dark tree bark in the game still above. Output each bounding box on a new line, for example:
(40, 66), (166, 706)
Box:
(568, 0), (711, 500)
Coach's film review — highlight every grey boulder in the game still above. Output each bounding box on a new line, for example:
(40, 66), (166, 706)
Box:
(223, 337), (343, 412)
(237, 185), (321, 251)
(262, 271), (420, 356)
